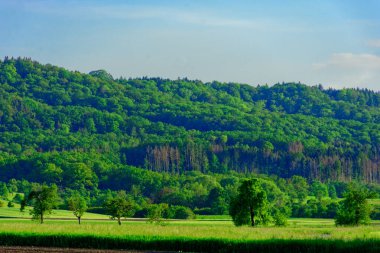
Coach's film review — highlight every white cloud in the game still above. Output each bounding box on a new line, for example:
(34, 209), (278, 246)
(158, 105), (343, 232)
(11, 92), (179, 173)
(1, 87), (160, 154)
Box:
(314, 53), (380, 69)
(312, 53), (380, 90)
(96, 6), (256, 28)
(368, 39), (380, 48)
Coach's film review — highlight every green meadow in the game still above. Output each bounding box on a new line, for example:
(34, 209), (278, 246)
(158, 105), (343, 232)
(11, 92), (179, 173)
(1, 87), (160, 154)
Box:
(0, 218), (379, 240)
(0, 204), (108, 220)
(1, 200), (380, 252)
(0, 211), (379, 252)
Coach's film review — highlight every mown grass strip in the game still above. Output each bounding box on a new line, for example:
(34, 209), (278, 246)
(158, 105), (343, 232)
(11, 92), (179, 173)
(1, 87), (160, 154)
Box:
(0, 232), (379, 253)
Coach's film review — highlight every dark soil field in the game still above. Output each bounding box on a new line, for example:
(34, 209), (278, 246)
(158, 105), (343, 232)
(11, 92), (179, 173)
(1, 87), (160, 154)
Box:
(0, 247), (173, 253)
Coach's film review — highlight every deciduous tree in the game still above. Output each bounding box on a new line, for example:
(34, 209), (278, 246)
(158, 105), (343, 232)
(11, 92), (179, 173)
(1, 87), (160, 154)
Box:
(21, 184), (60, 224)
(105, 191), (134, 225)
(67, 192), (88, 224)
(335, 183), (374, 226)
(229, 178), (268, 226)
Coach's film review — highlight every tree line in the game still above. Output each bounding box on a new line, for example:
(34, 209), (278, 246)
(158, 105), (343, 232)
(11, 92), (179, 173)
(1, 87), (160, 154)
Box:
(1, 177), (376, 227)
(1, 172), (379, 223)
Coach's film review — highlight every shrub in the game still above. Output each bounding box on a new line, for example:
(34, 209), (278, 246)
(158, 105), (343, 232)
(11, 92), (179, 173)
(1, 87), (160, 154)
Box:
(273, 211), (288, 226)
(335, 183), (374, 226)
(147, 203), (170, 225)
(171, 206), (195, 219)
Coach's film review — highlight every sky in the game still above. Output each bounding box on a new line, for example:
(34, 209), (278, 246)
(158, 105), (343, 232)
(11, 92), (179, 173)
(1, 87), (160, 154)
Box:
(1, 0), (380, 90)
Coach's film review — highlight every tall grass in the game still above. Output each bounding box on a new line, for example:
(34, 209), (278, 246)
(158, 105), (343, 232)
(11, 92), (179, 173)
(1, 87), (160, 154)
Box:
(0, 219), (379, 252)
(0, 232), (379, 253)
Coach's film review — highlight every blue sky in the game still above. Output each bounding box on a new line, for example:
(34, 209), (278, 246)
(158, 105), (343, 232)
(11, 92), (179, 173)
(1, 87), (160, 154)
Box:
(1, 0), (380, 90)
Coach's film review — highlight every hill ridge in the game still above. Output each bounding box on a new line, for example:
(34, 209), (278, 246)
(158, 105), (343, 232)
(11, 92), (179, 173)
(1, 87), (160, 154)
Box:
(0, 57), (380, 184)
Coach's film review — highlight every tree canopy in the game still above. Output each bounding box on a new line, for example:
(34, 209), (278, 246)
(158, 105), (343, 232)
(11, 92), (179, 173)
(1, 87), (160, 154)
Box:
(105, 191), (135, 225)
(229, 179), (269, 226)
(335, 183), (375, 226)
(0, 57), (380, 184)
(21, 184), (60, 223)
(67, 191), (88, 224)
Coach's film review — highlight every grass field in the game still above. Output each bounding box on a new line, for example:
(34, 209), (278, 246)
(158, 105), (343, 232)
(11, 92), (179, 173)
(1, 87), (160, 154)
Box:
(1, 204), (380, 252)
(0, 218), (379, 239)
(0, 216), (379, 252)
(1, 218), (379, 240)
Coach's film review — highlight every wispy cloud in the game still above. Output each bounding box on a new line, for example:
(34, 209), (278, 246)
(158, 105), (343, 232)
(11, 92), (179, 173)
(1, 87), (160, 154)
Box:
(368, 39), (380, 48)
(313, 53), (380, 89)
(17, 2), (258, 28)
(97, 6), (257, 28)
(314, 53), (380, 70)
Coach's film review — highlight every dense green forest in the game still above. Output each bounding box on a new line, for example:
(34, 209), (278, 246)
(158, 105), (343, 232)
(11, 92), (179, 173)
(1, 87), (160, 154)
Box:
(0, 57), (380, 218)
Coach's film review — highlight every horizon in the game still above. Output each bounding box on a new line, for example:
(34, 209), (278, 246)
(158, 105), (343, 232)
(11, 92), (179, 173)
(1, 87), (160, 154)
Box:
(4, 56), (380, 92)
(1, 1), (380, 90)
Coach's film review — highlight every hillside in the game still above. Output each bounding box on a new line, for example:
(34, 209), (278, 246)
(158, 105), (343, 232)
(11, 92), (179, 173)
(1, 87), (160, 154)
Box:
(0, 57), (380, 187)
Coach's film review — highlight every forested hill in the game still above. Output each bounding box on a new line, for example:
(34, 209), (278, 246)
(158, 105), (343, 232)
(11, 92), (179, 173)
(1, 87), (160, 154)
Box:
(1, 57), (380, 185)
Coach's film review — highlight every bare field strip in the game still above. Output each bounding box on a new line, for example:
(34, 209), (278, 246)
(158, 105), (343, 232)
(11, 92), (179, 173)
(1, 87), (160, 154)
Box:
(0, 247), (174, 253)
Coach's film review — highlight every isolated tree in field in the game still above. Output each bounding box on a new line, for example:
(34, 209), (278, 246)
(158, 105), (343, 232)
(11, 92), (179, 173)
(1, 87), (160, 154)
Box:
(105, 191), (134, 225)
(67, 192), (88, 224)
(147, 203), (170, 224)
(20, 184), (60, 224)
(335, 183), (374, 226)
(229, 178), (268, 226)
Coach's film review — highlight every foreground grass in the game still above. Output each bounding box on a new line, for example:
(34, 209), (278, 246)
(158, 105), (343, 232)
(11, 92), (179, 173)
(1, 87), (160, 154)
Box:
(0, 219), (379, 240)
(0, 219), (379, 252)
